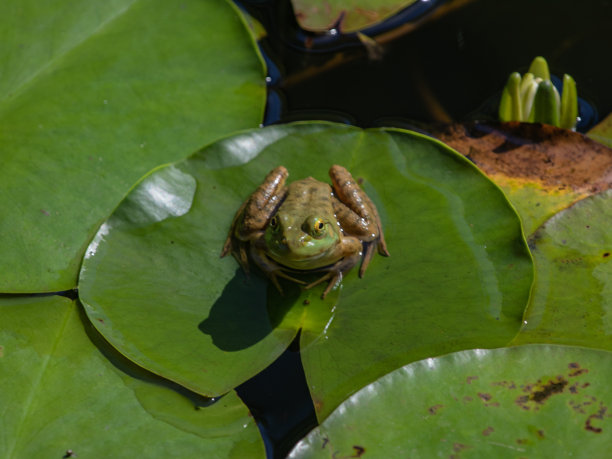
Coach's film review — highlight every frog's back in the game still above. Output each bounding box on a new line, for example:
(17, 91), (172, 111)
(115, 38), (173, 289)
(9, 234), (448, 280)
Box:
(282, 177), (334, 216)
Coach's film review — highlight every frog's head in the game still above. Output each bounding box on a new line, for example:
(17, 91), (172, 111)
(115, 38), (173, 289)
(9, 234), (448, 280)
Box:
(264, 212), (341, 270)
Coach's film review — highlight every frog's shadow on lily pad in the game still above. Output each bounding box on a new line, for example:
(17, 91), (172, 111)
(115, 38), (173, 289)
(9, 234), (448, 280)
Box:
(198, 268), (299, 351)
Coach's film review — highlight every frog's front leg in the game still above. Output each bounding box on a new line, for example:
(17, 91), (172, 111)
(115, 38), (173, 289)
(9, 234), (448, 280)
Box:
(305, 236), (363, 298)
(250, 234), (306, 294)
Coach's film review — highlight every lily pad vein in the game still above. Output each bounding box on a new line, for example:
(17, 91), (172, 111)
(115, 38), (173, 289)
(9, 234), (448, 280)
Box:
(0, 0), (138, 108)
(6, 301), (75, 459)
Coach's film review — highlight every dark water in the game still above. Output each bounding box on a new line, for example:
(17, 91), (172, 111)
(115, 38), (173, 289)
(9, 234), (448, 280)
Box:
(233, 0), (612, 456)
(243, 0), (611, 129)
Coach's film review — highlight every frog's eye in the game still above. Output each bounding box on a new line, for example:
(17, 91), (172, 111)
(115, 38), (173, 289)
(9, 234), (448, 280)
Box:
(269, 215), (280, 231)
(308, 217), (326, 238)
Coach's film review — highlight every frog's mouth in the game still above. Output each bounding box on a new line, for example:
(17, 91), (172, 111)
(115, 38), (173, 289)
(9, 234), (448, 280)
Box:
(266, 250), (339, 271)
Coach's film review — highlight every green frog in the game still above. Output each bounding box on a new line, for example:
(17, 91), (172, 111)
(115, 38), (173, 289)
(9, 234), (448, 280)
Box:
(221, 165), (389, 298)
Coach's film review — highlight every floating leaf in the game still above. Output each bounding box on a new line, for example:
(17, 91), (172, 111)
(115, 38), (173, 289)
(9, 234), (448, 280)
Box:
(588, 112), (612, 148)
(512, 190), (612, 350)
(78, 122), (532, 419)
(0, 296), (264, 458)
(289, 345), (612, 458)
(435, 122), (612, 234)
(0, 0), (265, 292)
(291, 0), (418, 33)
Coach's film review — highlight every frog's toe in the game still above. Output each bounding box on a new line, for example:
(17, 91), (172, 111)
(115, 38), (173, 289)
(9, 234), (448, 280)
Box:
(275, 270), (307, 285)
(305, 272), (342, 299)
(269, 273), (285, 295)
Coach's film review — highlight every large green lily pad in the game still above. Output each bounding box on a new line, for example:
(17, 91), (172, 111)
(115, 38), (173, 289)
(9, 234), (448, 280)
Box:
(289, 345), (612, 458)
(291, 0), (418, 33)
(0, 0), (265, 293)
(512, 190), (612, 350)
(0, 295), (264, 458)
(79, 122), (532, 418)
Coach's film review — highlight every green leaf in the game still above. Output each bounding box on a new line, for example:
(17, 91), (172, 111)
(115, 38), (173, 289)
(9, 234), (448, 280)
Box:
(512, 190), (612, 350)
(588, 112), (612, 148)
(0, 0), (265, 293)
(78, 122), (532, 416)
(290, 0), (418, 33)
(0, 295), (264, 458)
(289, 345), (612, 458)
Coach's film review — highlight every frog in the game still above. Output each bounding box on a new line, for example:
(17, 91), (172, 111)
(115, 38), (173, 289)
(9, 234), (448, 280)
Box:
(221, 165), (389, 298)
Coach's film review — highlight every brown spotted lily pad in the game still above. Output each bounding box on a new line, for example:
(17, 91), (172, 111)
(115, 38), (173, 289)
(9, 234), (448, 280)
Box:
(434, 121), (612, 234)
(289, 345), (612, 458)
(512, 190), (612, 350)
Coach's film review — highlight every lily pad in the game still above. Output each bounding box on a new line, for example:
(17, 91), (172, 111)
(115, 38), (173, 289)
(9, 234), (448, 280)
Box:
(0, 295), (264, 458)
(434, 122), (612, 235)
(588, 112), (612, 148)
(289, 345), (612, 458)
(291, 0), (418, 33)
(512, 190), (612, 350)
(0, 0), (265, 293)
(78, 122), (532, 416)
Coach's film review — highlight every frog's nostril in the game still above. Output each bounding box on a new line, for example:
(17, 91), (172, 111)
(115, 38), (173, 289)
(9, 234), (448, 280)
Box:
(281, 237), (287, 246)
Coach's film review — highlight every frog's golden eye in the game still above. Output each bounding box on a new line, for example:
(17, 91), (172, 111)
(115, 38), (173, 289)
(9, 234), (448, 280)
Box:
(308, 217), (326, 238)
(269, 215), (280, 231)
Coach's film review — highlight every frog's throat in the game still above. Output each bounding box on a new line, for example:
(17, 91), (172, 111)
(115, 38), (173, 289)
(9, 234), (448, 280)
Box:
(265, 251), (340, 271)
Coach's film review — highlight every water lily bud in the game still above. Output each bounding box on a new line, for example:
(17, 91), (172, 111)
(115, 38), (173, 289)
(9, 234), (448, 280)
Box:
(560, 74), (578, 130)
(498, 56), (578, 129)
(499, 72), (522, 121)
(532, 80), (560, 126)
(527, 56), (551, 81)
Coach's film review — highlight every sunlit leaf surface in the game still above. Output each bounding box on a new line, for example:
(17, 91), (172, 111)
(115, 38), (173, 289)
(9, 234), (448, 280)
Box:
(79, 122), (532, 418)
(435, 122), (612, 235)
(0, 296), (264, 458)
(289, 345), (612, 458)
(513, 190), (612, 350)
(588, 112), (612, 148)
(0, 0), (265, 292)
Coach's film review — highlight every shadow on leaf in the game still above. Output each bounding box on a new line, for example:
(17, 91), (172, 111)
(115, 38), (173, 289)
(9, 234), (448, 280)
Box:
(199, 269), (300, 351)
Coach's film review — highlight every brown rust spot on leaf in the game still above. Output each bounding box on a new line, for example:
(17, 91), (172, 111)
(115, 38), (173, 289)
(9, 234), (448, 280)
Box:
(515, 375), (568, 410)
(351, 445), (365, 457)
(482, 426), (494, 436)
(568, 363), (589, 377)
(531, 379), (567, 402)
(466, 375), (478, 384)
(585, 404), (607, 433)
(429, 404), (444, 415)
